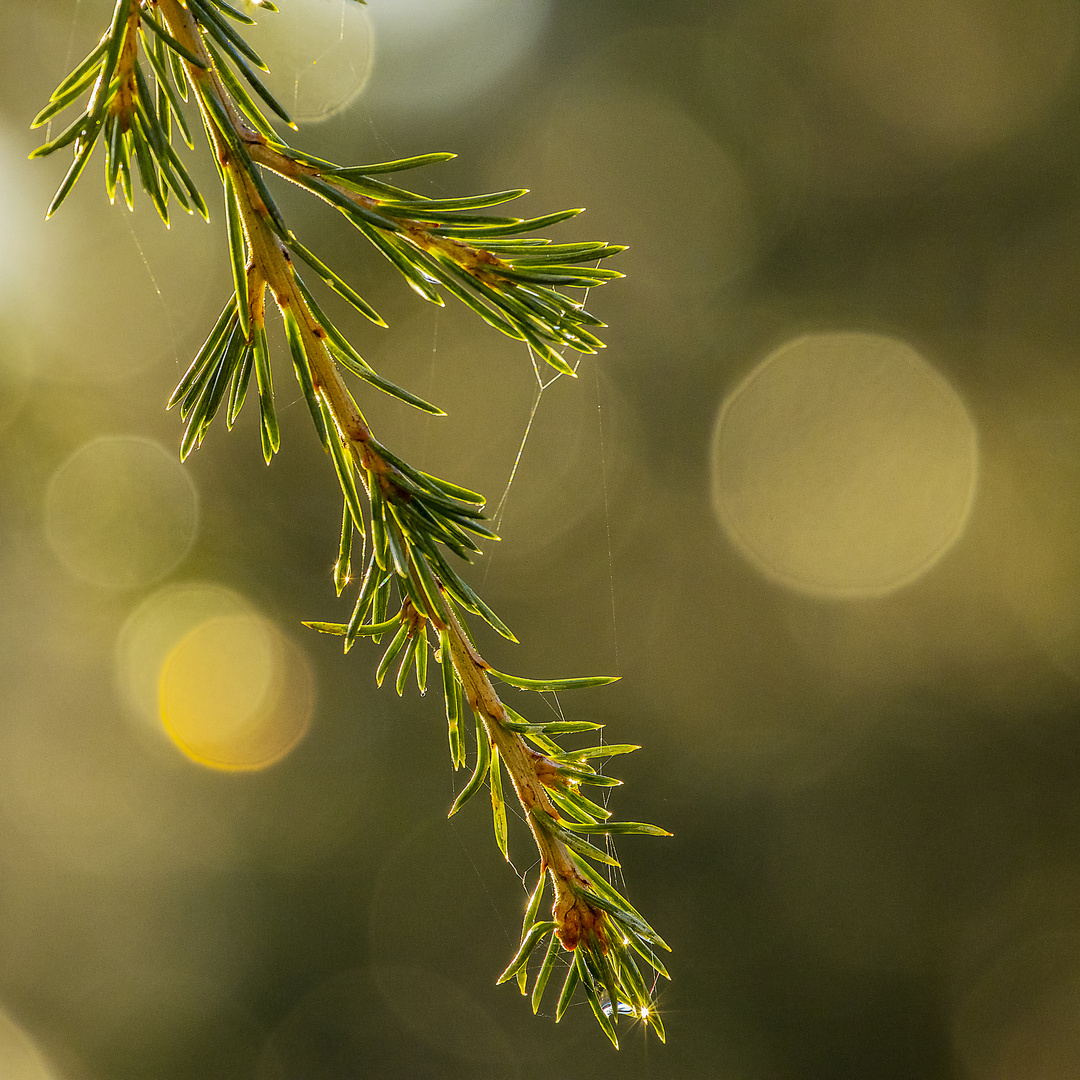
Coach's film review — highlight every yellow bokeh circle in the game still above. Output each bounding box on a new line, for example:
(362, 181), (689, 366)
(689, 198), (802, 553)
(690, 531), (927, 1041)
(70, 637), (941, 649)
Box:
(159, 614), (314, 772)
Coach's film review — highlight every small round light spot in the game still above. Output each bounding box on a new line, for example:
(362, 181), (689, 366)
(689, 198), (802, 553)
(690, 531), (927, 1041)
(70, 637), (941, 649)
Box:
(44, 436), (198, 590)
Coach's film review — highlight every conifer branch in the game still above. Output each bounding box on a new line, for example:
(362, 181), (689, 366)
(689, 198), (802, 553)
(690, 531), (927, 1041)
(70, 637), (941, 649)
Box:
(32, 0), (668, 1042)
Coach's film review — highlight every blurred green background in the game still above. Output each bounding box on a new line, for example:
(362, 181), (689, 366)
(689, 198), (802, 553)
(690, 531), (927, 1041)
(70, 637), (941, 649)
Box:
(3, 0), (1080, 1076)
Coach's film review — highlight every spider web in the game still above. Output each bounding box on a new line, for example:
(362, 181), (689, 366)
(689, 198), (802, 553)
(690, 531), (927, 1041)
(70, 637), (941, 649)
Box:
(470, 278), (629, 913)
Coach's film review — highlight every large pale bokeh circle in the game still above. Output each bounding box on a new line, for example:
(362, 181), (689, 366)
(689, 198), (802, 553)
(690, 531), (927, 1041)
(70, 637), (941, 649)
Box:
(159, 614), (315, 772)
(711, 332), (978, 597)
(238, 0), (374, 122)
(44, 436), (198, 589)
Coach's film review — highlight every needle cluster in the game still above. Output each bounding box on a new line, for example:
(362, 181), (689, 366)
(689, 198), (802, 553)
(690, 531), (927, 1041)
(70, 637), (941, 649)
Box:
(32, 0), (669, 1045)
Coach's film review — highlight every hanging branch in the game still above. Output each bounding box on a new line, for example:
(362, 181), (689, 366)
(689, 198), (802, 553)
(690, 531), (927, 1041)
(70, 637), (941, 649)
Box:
(31, 0), (669, 1044)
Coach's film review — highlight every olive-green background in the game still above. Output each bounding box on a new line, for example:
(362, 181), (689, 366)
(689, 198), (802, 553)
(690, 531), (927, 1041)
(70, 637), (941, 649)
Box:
(3, 1), (1080, 1077)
